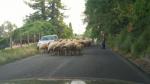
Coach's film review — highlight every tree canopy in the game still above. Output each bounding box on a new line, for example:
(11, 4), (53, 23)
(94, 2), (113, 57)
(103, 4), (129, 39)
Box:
(12, 0), (73, 43)
(84, 0), (150, 58)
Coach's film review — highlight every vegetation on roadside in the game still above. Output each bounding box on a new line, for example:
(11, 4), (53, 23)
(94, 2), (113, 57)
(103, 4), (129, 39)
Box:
(0, 37), (9, 49)
(0, 44), (38, 65)
(85, 0), (150, 58)
(84, 0), (150, 74)
(84, 0), (150, 59)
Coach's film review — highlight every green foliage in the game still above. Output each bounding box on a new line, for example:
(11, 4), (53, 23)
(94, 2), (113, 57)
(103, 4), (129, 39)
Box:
(13, 20), (73, 41)
(22, 0), (73, 39)
(0, 38), (8, 44)
(84, 28), (92, 38)
(13, 20), (55, 40)
(0, 25), (5, 37)
(85, 0), (150, 58)
(0, 21), (17, 38)
(84, 0), (133, 38)
(0, 37), (9, 49)
(121, 35), (133, 53)
(146, 46), (150, 55)
(24, 0), (64, 23)
(62, 27), (73, 38)
(131, 29), (150, 57)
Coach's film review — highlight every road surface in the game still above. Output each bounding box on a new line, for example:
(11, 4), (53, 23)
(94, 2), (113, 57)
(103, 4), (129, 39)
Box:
(0, 46), (149, 84)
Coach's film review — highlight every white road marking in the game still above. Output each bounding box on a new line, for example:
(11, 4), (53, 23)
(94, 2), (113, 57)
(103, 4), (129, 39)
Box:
(48, 57), (74, 77)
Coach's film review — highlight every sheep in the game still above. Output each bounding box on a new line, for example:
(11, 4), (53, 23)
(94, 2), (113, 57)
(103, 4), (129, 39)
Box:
(48, 41), (58, 55)
(77, 39), (92, 47)
(73, 41), (84, 55)
(53, 41), (66, 55)
(38, 43), (49, 53)
(47, 38), (92, 56)
(62, 41), (74, 55)
(61, 40), (84, 56)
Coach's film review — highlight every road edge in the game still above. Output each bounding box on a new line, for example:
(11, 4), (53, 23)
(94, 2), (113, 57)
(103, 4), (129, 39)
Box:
(108, 48), (150, 84)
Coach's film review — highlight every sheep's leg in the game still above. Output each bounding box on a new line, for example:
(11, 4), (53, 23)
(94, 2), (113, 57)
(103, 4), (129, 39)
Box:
(69, 50), (71, 56)
(56, 49), (59, 56)
(72, 50), (75, 56)
(58, 50), (60, 56)
(51, 50), (54, 56)
(65, 49), (68, 56)
(80, 49), (83, 56)
(65, 49), (67, 56)
(61, 49), (63, 56)
(67, 49), (69, 56)
(49, 50), (52, 56)
(71, 50), (73, 56)
(79, 50), (81, 55)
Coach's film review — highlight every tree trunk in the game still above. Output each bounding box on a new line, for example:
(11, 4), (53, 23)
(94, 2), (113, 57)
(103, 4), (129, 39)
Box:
(9, 36), (12, 49)
(27, 33), (30, 45)
(41, 0), (46, 20)
(34, 34), (36, 43)
(20, 36), (22, 47)
(39, 33), (41, 40)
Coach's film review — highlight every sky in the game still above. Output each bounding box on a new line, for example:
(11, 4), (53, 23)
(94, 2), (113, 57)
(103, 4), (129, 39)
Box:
(0, 0), (86, 34)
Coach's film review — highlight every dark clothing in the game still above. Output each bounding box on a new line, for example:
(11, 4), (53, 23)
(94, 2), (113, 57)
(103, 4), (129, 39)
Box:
(100, 31), (106, 49)
(101, 39), (105, 49)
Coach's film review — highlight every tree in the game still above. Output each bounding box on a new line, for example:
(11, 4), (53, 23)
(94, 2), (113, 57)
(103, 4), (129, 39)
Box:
(68, 22), (73, 36)
(24, 0), (47, 22)
(69, 22), (72, 29)
(0, 24), (5, 37)
(24, 0), (64, 23)
(84, 0), (150, 58)
(1, 21), (17, 48)
(24, 0), (70, 38)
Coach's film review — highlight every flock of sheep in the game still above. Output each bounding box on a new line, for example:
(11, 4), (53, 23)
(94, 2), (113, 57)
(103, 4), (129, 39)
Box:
(38, 39), (92, 56)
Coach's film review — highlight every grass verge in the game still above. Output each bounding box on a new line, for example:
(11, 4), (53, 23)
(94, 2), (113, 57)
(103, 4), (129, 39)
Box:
(0, 44), (39, 65)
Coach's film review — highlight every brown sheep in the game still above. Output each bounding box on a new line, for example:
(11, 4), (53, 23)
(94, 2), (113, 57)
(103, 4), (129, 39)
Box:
(38, 43), (49, 53)
(47, 39), (92, 56)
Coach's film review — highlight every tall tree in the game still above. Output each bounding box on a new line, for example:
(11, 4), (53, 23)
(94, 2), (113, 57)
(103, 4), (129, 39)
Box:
(0, 24), (5, 37)
(24, 0), (64, 23)
(24, 0), (68, 37)
(2, 21), (17, 48)
(84, 0), (150, 57)
(69, 22), (72, 29)
(84, 0), (134, 37)
(24, 0), (46, 21)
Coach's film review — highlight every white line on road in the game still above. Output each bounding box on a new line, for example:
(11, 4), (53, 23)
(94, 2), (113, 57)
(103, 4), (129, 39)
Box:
(48, 57), (74, 77)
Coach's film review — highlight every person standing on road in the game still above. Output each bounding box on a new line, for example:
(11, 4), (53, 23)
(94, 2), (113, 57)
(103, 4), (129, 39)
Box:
(100, 31), (106, 49)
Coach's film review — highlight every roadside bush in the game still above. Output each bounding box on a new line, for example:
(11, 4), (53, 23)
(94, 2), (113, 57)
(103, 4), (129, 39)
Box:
(131, 30), (150, 58)
(0, 44), (38, 65)
(145, 46), (150, 59)
(114, 30), (127, 50)
(0, 38), (9, 49)
(121, 35), (133, 53)
(107, 34), (115, 48)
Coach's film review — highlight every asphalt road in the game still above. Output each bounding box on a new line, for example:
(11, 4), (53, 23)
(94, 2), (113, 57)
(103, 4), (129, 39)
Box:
(0, 46), (149, 84)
